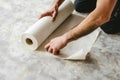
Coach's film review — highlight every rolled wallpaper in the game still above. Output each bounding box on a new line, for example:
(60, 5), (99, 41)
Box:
(22, 0), (74, 50)
(22, 0), (100, 60)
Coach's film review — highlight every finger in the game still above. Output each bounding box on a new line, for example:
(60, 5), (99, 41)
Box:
(45, 45), (50, 52)
(44, 43), (50, 51)
(39, 14), (44, 19)
(53, 48), (58, 55)
(48, 47), (53, 53)
(54, 50), (60, 55)
(38, 12), (51, 19)
(52, 11), (57, 21)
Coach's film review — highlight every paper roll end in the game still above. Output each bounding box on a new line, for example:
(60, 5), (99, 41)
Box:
(25, 38), (33, 45)
(21, 33), (38, 50)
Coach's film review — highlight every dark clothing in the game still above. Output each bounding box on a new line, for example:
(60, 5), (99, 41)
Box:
(74, 0), (120, 34)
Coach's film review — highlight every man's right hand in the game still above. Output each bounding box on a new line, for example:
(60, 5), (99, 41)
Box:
(38, 4), (58, 21)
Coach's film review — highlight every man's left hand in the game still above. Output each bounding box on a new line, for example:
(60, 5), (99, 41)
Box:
(44, 36), (68, 55)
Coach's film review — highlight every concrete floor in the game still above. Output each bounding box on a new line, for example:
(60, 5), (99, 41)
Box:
(0, 0), (120, 80)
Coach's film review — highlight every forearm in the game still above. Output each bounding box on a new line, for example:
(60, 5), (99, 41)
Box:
(70, 14), (99, 39)
(63, 0), (117, 42)
(63, 11), (101, 42)
(52, 0), (65, 8)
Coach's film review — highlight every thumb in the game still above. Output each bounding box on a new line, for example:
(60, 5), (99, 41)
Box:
(52, 10), (57, 21)
(38, 12), (51, 19)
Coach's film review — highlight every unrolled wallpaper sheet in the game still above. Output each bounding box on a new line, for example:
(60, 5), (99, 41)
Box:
(22, 0), (100, 60)
(53, 29), (100, 60)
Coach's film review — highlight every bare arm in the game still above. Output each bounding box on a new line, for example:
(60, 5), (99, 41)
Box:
(53, 0), (65, 7)
(45, 0), (117, 54)
(64, 0), (117, 41)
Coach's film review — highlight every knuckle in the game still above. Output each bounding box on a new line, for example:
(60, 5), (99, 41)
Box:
(50, 39), (54, 42)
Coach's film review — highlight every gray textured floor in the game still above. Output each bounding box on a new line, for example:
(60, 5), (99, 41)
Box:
(0, 0), (120, 80)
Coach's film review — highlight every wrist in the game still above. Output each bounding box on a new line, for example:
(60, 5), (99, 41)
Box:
(53, 0), (64, 8)
(51, 3), (58, 10)
(62, 31), (74, 43)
